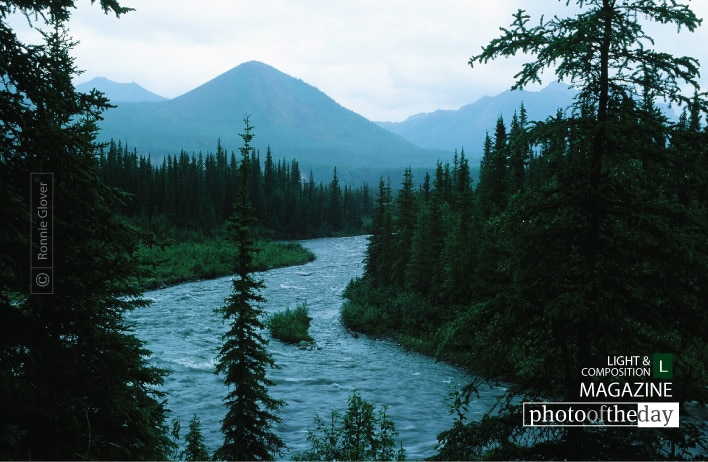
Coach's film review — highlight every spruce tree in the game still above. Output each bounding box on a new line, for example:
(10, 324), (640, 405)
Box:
(391, 167), (417, 287)
(1, 3), (173, 459)
(327, 167), (343, 231)
(364, 177), (394, 287)
(182, 414), (210, 461)
(213, 116), (285, 461)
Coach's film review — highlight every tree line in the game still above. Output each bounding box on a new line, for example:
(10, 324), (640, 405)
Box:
(98, 139), (373, 239)
(347, 1), (708, 458)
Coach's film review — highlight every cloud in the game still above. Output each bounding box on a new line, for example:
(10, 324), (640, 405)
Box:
(64, 0), (522, 120)
(11, 0), (708, 121)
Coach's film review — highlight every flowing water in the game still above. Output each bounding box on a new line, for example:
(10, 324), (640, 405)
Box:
(128, 235), (503, 459)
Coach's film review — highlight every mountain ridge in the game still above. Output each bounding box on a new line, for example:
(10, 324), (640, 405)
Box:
(76, 76), (167, 102)
(94, 61), (449, 183)
(89, 63), (591, 184)
(376, 81), (577, 161)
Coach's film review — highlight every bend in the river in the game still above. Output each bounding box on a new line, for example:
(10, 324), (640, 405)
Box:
(128, 235), (502, 459)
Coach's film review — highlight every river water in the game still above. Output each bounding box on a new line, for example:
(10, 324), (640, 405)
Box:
(128, 235), (502, 459)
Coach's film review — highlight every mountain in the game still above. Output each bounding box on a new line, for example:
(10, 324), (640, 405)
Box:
(95, 61), (448, 183)
(76, 77), (167, 102)
(377, 81), (577, 162)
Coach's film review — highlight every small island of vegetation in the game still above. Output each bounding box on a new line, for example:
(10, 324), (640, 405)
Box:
(267, 303), (314, 345)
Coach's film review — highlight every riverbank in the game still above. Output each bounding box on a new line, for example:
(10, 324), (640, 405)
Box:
(134, 237), (316, 292)
(127, 236), (474, 459)
(340, 276), (461, 364)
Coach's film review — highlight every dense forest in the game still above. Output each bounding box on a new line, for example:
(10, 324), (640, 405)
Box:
(98, 140), (373, 239)
(2, 0), (708, 460)
(343, 1), (708, 460)
(345, 100), (708, 460)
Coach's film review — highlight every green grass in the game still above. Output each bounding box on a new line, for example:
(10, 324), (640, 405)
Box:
(134, 237), (315, 291)
(267, 303), (314, 344)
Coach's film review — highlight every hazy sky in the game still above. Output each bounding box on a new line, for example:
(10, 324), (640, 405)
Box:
(11, 0), (708, 121)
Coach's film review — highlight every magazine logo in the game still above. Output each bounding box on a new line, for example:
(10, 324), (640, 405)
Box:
(524, 353), (677, 428)
(652, 353), (673, 379)
(523, 402), (679, 427)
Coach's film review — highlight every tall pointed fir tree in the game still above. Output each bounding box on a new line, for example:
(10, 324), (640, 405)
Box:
(0, 3), (174, 459)
(213, 116), (285, 461)
(181, 414), (210, 461)
(364, 177), (394, 287)
(391, 167), (417, 287)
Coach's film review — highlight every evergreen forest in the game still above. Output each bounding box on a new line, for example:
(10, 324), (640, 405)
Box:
(1, 0), (707, 460)
(97, 140), (373, 239)
(344, 1), (708, 459)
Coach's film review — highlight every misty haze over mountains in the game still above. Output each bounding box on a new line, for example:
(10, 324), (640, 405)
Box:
(76, 77), (167, 103)
(81, 61), (577, 183)
(376, 81), (577, 154)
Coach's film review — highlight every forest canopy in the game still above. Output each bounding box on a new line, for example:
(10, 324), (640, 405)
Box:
(347, 0), (708, 459)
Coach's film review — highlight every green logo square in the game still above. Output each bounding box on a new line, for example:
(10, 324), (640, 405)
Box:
(653, 353), (673, 379)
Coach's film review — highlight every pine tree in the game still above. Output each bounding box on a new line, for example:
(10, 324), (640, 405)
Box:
(391, 167), (417, 287)
(507, 106), (529, 193)
(364, 177), (394, 287)
(327, 167), (343, 231)
(440, 150), (478, 304)
(213, 116), (285, 461)
(0, 4), (175, 459)
(404, 204), (434, 296)
(476, 118), (509, 218)
(182, 414), (210, 461)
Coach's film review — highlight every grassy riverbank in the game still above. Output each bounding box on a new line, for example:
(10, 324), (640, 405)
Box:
(135, 236), (316, 292)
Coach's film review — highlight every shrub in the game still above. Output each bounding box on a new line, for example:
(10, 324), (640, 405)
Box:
(340, 300), (389, 335)
(254, 242), (316, 271)
(267, 303), (313, 344)
(134, 238), (315, 290)
(294, 391), (406, 461)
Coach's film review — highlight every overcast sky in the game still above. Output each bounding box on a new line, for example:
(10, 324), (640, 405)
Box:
(12, 0), (708, 121)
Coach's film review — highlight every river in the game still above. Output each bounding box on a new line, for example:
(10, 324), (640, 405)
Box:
(128, 235), (502, 459)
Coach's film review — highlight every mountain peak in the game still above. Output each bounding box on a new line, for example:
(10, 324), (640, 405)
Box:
(96, 61), (446, 183)
(176, 60), (301, 101)
(237, 60), (277, 70)
(215, 60), (281, 79)
(76, 77), (167, 102)
(540, 80), (575, 95)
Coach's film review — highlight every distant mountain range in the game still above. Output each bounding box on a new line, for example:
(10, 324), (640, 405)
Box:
(376, 81), (577, 162)
(87, 61), (448, 184)
(83, 61), (583, 184)
(76, 77), (167, 102)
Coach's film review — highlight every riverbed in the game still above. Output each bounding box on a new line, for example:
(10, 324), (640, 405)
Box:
(128, 235), (500, 459)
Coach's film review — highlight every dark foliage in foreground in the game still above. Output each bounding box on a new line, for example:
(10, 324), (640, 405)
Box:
(1, 2), (175, 458)
(350, 1), (708, 459)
